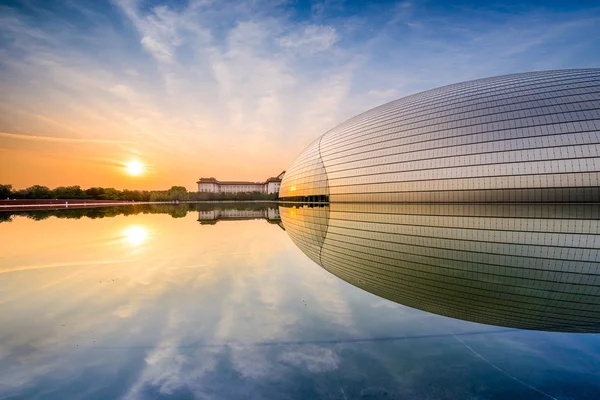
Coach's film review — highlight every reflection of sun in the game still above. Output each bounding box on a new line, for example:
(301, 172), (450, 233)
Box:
(122, 225), (148, 246)
(125, 160), (145, 176)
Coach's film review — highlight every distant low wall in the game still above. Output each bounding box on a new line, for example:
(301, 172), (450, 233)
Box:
(0, 199), (142, 210)
(1, 199), (134, 205)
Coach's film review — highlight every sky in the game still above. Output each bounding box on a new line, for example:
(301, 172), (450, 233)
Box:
(1, 0), (599, 191)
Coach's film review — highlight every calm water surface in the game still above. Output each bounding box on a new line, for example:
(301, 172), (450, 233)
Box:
(0, 204), (599, 399)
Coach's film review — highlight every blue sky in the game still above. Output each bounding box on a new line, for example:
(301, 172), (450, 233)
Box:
(0, 0), (599, 189)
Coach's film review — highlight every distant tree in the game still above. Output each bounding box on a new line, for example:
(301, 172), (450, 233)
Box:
(167, 186), (189, 201)
(100, 187), (120, 200)
(1, 184), (281, 203)
(85, 187), (105, 199)
(25, 185), (53, 199)
(11, 188), (28, 199)
(53, 186), (86, 199)
(120, 189), (142, 201)
(149, 190), (167, 202)
(0, 184), (13, 199)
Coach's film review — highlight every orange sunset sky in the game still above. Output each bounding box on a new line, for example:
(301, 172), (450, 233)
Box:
(2, 1), (598, 191)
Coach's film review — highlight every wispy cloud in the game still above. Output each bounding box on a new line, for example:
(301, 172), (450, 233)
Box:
(1, 0), (599, 189)
(0, 132), (132, 144)
(279, 25), (338, 53)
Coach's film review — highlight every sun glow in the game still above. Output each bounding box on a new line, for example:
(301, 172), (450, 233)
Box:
(122, 225), (148, 246)
(125, 160), (145, 176)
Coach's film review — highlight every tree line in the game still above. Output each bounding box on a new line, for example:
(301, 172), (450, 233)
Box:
(1, 184), (189, 202)
(0, 204), (185, 223)
(0, 184), (279, 202)
(0, 202), (279, 223)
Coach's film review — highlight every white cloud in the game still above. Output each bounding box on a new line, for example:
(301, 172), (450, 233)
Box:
(140, 36), (175, 62)
(1, 0), (599, 188)
(109, 0), (357, 155)
(279, 25), (338, 53)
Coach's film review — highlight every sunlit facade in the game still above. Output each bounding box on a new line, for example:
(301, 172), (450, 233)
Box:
(280, 69), (600, 202)
(198, 171), (285, 194)
(280, 203), (600, 332)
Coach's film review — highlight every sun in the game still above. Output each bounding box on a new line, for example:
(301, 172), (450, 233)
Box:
(125, 160), (145, 176)
(122, 225), (148, 246)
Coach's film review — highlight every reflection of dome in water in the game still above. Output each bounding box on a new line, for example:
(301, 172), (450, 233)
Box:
(280, 204), (600, 332)
(280, 69), (600, 203)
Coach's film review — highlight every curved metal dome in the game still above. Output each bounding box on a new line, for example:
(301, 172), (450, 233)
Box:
(280, 69), (600, 203)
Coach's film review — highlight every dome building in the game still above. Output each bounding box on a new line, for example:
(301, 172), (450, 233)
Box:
(279, 69), (600, 203)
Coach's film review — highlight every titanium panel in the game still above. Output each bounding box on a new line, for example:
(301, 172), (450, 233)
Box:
(279, 69), (600, 203)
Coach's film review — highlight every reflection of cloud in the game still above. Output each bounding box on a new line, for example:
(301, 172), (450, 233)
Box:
(140, 343), (189, 395)
(370, 300), (402, 309)
(112, 304), (135, 318)
(5, 208), (599, 398)
(0, 260), (128, 276)
(279, 345), (339, 373)
(228, 346), (280, 380)
(0, 216), (297, 398)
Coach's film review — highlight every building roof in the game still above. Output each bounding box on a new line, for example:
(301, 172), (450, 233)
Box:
(217, 181), (265, 185)
(197, 178), (263, 185)
(197, 172), (285, 185)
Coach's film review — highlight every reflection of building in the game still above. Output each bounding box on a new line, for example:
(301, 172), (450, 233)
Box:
(198, 172), (285, 194)
(280, 69), (600, 202)
(198, 208), (281, 225)
(280, 203), (600, 332)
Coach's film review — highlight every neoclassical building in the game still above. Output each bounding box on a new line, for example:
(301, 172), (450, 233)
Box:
(279, 69), (600, 203)
(197, 171), (285, 194)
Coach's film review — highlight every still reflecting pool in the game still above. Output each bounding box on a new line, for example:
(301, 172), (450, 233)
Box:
(0, 203), (599, 399)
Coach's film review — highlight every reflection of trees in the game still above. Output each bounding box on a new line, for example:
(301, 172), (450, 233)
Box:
(148, 203), (189, 218)
(1, 206), (142, 222)
(0, 202), (279, 223)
